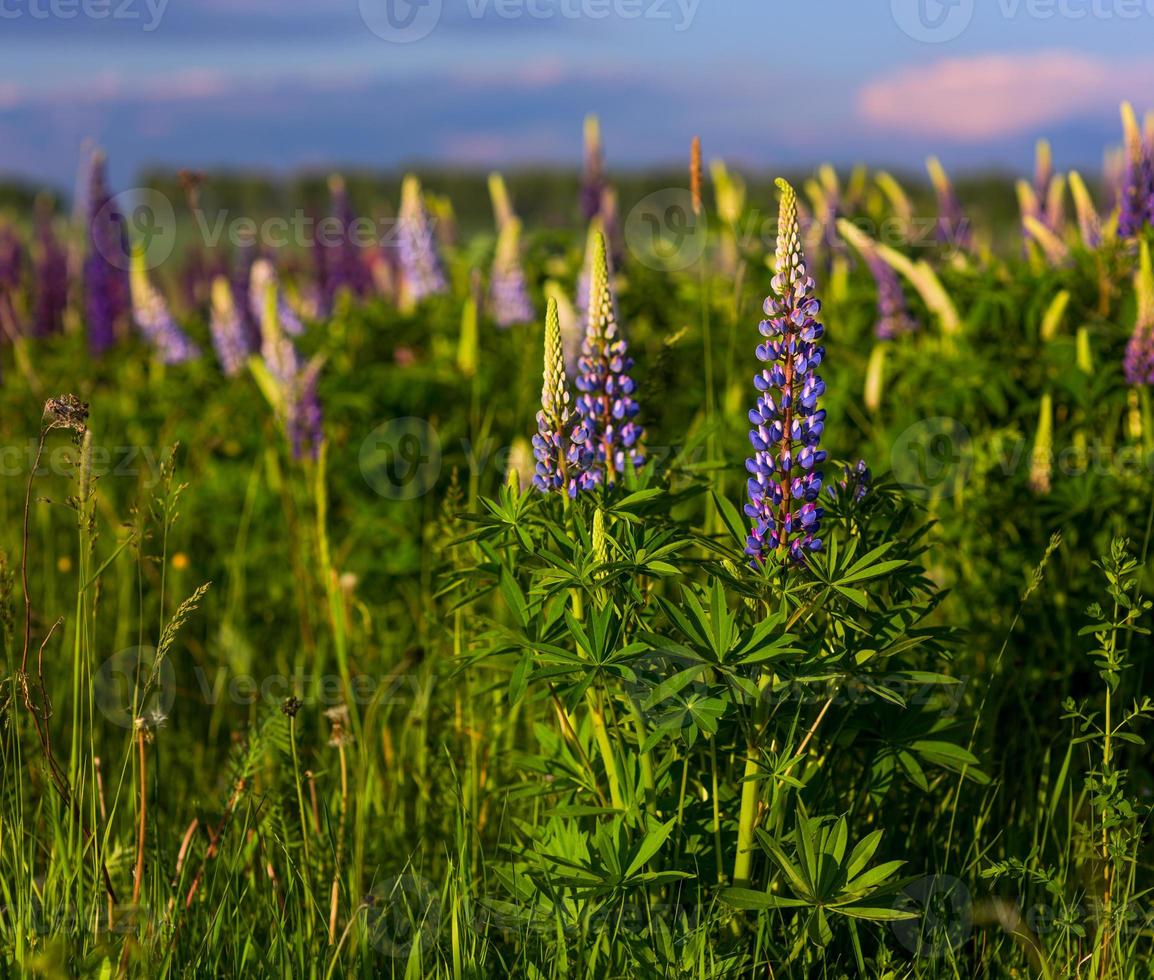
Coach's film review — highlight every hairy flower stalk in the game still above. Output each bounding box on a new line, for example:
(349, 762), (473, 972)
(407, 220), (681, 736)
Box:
(82, 151), (130, 355)
(576, 232), (643, 484)
(209, 275), (252, 377)
(532, 297), (591, 495)
(397, 175), (448, 306)
(744, 179), (827, 565)
(1120, 103), (1154, 237)
(129, 246), (200, 364)
(1124, 240), (1154, 386)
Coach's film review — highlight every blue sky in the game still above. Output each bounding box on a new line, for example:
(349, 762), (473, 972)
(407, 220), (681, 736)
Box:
(2, 0), (1154, 187)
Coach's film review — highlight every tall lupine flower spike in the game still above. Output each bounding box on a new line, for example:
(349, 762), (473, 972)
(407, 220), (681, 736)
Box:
(863, 241), (918, 340)
(488, 172), (515, 230)
(489, 218), (534, 327)
(83, 150), (131, 355)
(129, 245), (200, 364)
(532, 297), (591, 495)
(1124, 239), (1154, 386)
(248, 258), (303, 337)
(927, 157), (971, 252)
(744, 179), (827, 565)
(544, 280), (582, 376)
(575, 231), (643, 483)
(322, 174), (372, 308)
(397, 175), (448, 307)
(1033, 139), (1053, 204)
(577, 218), (615, 319)
(0, 224), (25, 339)
(33, 199), (68, 337)
(252, 259), (323, 460)
(1068, 171), (1103, 249)
(581, 114), (607, 222)
(1119, 102), (1154, 237)
(209, 275), (252, 377)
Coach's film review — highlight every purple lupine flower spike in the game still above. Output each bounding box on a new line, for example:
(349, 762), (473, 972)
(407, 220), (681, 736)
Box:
(397, 175), (447, 306)
(927, 157), (972, 252)
(1119, 102), (1154, 238)
(286, 359), (324, 461)
(248, 257), (302, 337)
(490, 218), (535, 327)
(1124, 240), (1154, 386)
(0, 224), (25, 339)
(209, 275), (252, 377)
(129, 246), (200, 364)
(33, 202), (68, 337)
(575, 231), (643, 484)
(83, 151), (130, 355)
(323, 174), (372, 308)
(252, 257), (324, 460)
(863, 244), (918, 340)
(744, 179), (827, 566)
(532, 297), (591, 495)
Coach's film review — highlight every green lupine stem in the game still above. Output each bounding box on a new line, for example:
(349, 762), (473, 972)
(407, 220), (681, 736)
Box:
(731, 741), (762, 887)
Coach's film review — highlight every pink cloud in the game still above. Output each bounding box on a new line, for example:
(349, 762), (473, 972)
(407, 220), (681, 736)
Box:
(858, 51), (1154, 140)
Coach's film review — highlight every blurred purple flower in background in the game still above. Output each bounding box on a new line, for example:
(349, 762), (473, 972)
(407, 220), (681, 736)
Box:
(83, 151), (131, 355)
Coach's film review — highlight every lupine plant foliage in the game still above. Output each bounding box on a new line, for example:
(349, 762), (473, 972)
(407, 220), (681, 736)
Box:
(1, 117), (1154, 980)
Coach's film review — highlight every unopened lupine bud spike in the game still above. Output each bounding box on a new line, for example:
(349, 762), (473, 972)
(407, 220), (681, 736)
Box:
(1068, 171), (1102, 248)
(1028, 393), (1054, 495)
(532, 297), (592, 495)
